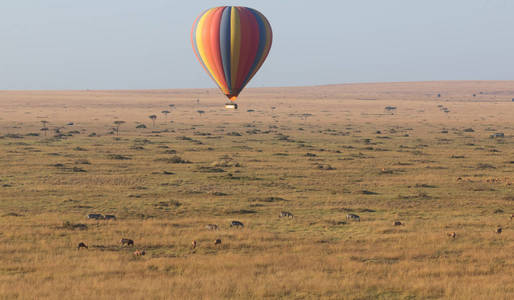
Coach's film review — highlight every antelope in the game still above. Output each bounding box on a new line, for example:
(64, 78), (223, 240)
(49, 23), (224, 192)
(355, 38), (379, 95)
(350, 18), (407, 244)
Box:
(447, 232), (456, 238)
(206, 224), (218, 230)
(77, 242), (88, 250)
(121, 238), (134, 246)
(346, 214), (360, 222)
(134, 250), (145, 256)
(192, 240), (197, 249)
(279, 211), (294, 218)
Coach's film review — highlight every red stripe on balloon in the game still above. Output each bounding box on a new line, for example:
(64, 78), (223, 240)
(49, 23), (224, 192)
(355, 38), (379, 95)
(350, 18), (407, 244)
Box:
(239, 10), (272, 92)
(234, 7), (259, 93)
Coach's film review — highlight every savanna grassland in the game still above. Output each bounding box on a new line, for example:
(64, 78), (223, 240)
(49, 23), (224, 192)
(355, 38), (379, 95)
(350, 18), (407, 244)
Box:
(0, 81), (512, 299)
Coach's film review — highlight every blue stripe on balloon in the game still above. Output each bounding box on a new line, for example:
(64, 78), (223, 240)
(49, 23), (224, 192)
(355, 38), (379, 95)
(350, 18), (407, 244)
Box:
(240, 8), (267, 90)
(219, 6), (232, 93)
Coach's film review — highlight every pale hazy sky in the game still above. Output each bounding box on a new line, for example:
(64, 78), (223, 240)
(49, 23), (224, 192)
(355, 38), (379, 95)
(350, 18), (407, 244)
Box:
(1, 0), (513, 90)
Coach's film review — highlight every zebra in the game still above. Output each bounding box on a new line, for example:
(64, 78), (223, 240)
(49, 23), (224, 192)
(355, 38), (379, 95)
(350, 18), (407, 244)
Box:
(87, 213), (104, 220)
(230, 221), (244, 228)
(346, 214), (360, 222)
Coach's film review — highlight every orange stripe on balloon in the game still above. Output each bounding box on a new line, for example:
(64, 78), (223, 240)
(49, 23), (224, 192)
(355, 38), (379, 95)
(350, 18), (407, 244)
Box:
(191, 10), (217, 86)
(195, 9), (223, 92)
(198, 8), (228, 94)
(207, 7), (229, 93)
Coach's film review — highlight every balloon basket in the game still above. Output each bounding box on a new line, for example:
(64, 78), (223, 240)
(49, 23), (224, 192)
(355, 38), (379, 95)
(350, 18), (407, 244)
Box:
(224, 103), (238, 109)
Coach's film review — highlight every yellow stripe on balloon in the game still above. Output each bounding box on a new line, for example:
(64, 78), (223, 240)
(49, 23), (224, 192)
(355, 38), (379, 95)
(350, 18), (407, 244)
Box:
(196, 8), (228, 94)
(230, 7), (241, 91)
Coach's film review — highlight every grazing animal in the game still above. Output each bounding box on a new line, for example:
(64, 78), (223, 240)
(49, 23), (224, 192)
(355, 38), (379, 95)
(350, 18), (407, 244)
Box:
(393, 221), (403, 226)
(121, 238), (134, 246)
(279, 211), (294, 218)
(206, 224), (218, 230)
(214, 239), (222, 245)
(87, 213), (104, 220)
(77, 242), (88, 250)
(447, 232), (456, 238)
(346, 214), (360, 222)
(510, 214), (513, 221)
(496, 227), (502, 234)
(104, 215), (116, 220)
(192, 240), (197, 249)
(133, 250), (145, 256)
(230, 220), (244, 228)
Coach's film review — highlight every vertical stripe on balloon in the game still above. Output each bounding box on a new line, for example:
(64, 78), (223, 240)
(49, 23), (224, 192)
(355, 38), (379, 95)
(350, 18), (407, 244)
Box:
(207, 7), (228, 93)
(241, 9), (272, 92)
(230, 7), (241, 92)
(219, 7), (232, 93)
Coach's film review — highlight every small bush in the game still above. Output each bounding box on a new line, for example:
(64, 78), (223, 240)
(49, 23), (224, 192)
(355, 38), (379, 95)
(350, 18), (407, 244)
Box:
(108, 154), (131, 160)
(61, 221), (88, 230)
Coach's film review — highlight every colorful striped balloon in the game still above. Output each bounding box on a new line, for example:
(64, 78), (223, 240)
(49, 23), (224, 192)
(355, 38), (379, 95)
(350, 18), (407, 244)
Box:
(191, 6), (272, 101)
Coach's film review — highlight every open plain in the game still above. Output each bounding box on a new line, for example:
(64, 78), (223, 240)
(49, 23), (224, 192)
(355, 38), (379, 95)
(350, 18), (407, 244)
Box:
(0, 81), (513, 299)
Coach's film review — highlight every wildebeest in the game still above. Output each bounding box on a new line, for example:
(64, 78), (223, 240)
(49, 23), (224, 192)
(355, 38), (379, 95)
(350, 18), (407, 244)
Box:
(447, 232), (456, 238)
(205, 224), (218, 230)
(279, 211), (294, 218)
(214, 239), (222, 245)
(393, 221), (404, 226)
(104, 215), (116, 220)
(133, 250), (145, 256)
(77, 242), (88, 250)
(87, 213), (104, 220)
(191, 240), (197, 249)
(121, 238), (134, 246)
(230, 220), (244, 228)
(346, 214), (360, 222)
(496, 227), (502, 234)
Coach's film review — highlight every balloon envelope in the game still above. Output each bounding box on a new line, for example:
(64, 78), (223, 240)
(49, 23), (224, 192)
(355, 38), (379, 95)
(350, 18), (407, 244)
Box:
(191, 6), (272, 101)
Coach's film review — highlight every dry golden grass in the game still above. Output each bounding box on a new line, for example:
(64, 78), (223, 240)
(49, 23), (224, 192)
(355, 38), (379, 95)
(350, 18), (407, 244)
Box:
(0, 81), (513, 299)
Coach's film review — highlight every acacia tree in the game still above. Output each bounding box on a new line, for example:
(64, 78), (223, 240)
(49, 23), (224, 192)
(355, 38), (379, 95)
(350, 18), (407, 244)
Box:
(161, 110), (170, 121)
(113, 120), (125, 136)
(40, 120), (49, 136)
(40, 127), (49, 136)
(149, 115), (157, 128)
(197, 110), (205, 116)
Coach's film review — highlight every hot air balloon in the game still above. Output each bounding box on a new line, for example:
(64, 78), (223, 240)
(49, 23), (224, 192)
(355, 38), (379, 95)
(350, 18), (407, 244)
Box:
(191, 6), (272, 109)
